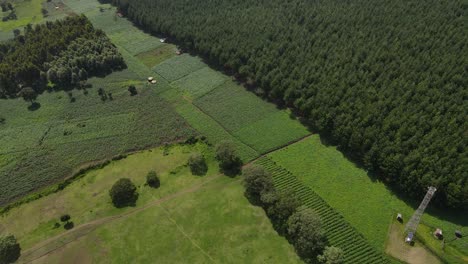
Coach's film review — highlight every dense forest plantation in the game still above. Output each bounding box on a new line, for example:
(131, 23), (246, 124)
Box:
(110, 0), (467, 208)
(0, 15), (125, 98)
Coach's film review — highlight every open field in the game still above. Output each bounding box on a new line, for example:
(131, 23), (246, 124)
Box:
(0, 144), (302, 263)
(0, 0), (44, 32)
(267, 136), (468, 263)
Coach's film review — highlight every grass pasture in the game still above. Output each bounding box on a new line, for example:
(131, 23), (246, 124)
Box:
(0, 144), (302, 264)
(0, 0), (44, 32)
(267, 136), (468, 263)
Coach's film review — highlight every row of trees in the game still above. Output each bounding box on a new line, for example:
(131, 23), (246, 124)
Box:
(110, 0), (467, 208)
(0, 15), (125, 99)
(243, 165), (343, 263)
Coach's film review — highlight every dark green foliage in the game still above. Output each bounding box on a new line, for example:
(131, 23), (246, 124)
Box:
(215, 141), (242, 175)
(146, 171), (160, 188)
(242, 164), (274, 204)
(0, 235), (20, 264)
(64, 221), (74, 230)
(18, 87), (37, 103)
(188, 152), (207, 175)
(318, 246), (345, 264)
(266, 189), (300, 235)
(0, 15), (125, 98)
(287, 207), (327, 263)
(60, 214), (70, 222)
(111, 0), (467, 208)
(128, 85), (137, 96)
(109, 178), (138, 207)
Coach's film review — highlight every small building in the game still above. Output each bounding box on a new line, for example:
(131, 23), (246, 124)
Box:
(434, 228), (443, 239)
(396, 213), (403, 222)
(117, 12), (123, 17)
(455, 230), (462, 239)
(405, 232), (414, 243)
(147, 77), (154, 82)
(160, 38), (166, 43)
(151, 80), (157, 84)
(175, 50), (182, 55)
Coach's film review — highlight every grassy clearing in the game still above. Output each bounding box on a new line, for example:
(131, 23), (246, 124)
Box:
(136, 44), (177, 68)
(194, 81), (278, 132)
(153, 54), (206, 82)
(267, 136), (467, 262)
(172, 67), (228, 99)
(233, 111), (309, 153)
(1, 144), (302, 263)
(0, 0), (44, 32)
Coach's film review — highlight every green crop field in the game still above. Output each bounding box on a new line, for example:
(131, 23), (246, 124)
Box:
(0, 144), (302, 263)
(153, 54), (207, 82)
(136, 44), (177, 68)
(172, 67), (228, 99)
(267, 136), (468, 263)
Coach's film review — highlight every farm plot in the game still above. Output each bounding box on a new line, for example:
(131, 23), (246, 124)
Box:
(266, 136), (468, 256)
(172, 67), (228, 99)
(233, 111), (309, 153)
(193, 81), (277, 132)
(136, 44), (177, 68)
(255, 156), (389, 264)
(153, 54), (206, 82)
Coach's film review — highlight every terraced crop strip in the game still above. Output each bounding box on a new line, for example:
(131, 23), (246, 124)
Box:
(255, 157), (389, 264)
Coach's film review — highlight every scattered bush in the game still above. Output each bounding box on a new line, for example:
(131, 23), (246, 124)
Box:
(242, 165), (274, 204)
(109, 178), (138, 207)
(146, 171), (160, 188)
(60, 214), (71, 222)
(128, 85), (137, 96)
(287, 207), (327, 263)
(0, 235), (21, 264)
(188, 152), (208, 175)
(215, 141), (242, 175)
(318, 246), (345, 264)
(64, 222), (74, 230)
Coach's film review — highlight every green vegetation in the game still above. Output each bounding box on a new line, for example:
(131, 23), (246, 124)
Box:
(318, 246), (345, 264)
(0, 144), (302, 263)
(265, 136), (467, 262)
(0, 0), (43, 31)
(153, 54), (206, 82)
(0, 235), (21, 264)
(111, 0), (468, 208)
(146, 171), (160, 188)
(188, 152), (208, 176)
(0, 15), (125, 97)
(215, 141), (242, 175)
(109, 178), (138, 207)
(135, 44), (177, 68)
(255, 156), (389, 263)
(172, 67), (228, 99)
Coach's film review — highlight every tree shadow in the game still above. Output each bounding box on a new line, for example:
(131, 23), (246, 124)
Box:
(27, 102), (41, 111)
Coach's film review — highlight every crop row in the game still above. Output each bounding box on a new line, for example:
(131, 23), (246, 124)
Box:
(255, 157), (389, 264)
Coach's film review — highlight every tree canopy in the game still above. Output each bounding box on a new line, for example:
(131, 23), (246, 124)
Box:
(109, 178), (138, 207)
(110, 0), (467, 208)
(0, 15), (125, 98)
(0, 235), (20, 264)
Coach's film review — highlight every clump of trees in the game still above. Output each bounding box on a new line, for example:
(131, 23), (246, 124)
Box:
(128, 85), (137, 96)
(146, 171), (160, 188)
(110, 0), (468, 208)
(0, 15), (125, 99)
(215, 141), (242, 176)
(109, 178), (138, 207)
(0, 235), (20, 264)
(318, 246), (345, 264)
(242, 165), (331, 263)
(188, 152), (207, 175)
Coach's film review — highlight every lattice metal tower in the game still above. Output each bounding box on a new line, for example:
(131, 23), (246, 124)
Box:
(405, 186), (437, 234)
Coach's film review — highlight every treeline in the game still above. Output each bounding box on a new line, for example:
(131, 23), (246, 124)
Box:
(0, 15), (125, 98)
(111, 0), (467, 208)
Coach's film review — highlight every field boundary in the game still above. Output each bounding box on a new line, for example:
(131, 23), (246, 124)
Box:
(255, 156), (390, 264)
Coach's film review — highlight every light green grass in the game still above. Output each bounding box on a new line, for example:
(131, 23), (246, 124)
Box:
(1, 144), (302, 264)
(233, 111), (310, 153)
(0, 0), (44, 32)
(194, 81), (277, 132)
(153, 54), (206, 82)
(136, 44), (177, 68)
(267, 136), (467, 261)
(172, 67), (228, 99)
